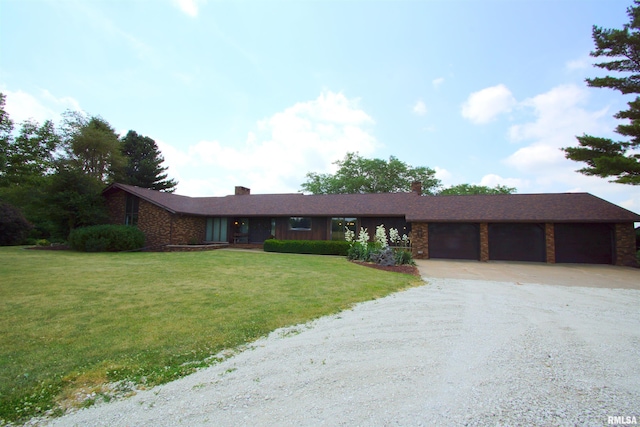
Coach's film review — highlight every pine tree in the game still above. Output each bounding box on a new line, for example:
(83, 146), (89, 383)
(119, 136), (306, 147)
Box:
(563, 1), (640, 185)
(120, 130), (177, 192)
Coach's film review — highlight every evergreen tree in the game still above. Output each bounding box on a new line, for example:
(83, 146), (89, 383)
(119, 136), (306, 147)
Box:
(120, 130), (177, 192)
(562, 1), (640, 185)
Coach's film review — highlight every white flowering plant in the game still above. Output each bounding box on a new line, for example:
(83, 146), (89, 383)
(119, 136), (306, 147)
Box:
(375, 225), (388, 248)
(346, 223), (414, 265)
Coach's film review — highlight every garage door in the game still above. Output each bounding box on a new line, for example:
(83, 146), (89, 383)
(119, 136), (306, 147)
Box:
(554, 223), (614, 264)
(488, 223), (546, 262)
(428, 223), (479, 260)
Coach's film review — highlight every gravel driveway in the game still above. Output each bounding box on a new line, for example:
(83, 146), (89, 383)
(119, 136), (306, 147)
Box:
(41, 261), (640, 427)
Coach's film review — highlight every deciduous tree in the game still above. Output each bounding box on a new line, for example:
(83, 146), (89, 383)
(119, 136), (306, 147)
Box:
(0, 93), (14, 177)
(1, 119), (60, 186)
(62, 112), (124, 184)
(301, 152), (441, 194)
(438, 184), (516, 195)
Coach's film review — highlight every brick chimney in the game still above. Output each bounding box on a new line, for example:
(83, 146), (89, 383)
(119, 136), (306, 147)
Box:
(411, 181), (422, 196)
(235, 186), (251, 195)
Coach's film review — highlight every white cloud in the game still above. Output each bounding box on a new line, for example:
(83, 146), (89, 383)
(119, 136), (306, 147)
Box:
(173, 0), (205, 17)
(162, 91), (379, 196)
(461, 84), (516, 124)
(505, 84), (610, 173)
(434, 166), (453, 187)
(479, 174), (527, 190)
(508, 84), (607, 143)
(565, 56), (592, 72)
(412, 100), (427, 116)
(1, 88), (81, 125)
(498, 83), (640, 213)
(432, 77), (445, 89)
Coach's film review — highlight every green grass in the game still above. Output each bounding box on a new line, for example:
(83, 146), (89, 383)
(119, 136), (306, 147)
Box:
(0, 247), (419, 424)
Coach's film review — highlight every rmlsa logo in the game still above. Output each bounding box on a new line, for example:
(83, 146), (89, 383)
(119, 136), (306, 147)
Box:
(608, 416), (638, 425)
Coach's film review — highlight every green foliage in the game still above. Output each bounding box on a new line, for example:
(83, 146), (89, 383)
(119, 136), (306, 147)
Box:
(263, 239), (350, 255)
(347, 241), (374, 261)
(394, 249), (415, 265)
(0, 119), (61, 187)
(68, 225), (145, 252)
(44, 163), (109, 240)
(562, 1), (640, 185)
(120, 130), (177, 192)
(0, 93), (14, 176)
(0, 200), (33, 245)
(62, 112), (124, 184)
(438, 183), (516, 195)
(301, 152), (441, 194)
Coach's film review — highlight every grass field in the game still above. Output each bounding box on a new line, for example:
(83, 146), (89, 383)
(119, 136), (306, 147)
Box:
(0, 247), (419, 424)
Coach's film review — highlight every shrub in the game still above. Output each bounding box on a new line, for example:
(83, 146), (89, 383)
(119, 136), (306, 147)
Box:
(263, 239), (350, 256)
(394, 249), (415, 266)
(370, 247), (396, 266)
(0, 201), (33, 245)
(68, 225), (145, 252)
(347, 241), (375, 262)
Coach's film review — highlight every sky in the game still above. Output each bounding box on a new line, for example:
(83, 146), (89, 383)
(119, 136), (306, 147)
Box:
(1, 0), (639, 214)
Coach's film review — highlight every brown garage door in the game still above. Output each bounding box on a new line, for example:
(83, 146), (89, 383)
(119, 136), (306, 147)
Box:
(428, 223), (480, 260)
(554, 223), (614, 264)
(488, 223), (546, 262)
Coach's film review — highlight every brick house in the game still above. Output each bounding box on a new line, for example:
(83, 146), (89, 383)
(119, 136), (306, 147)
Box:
(103, 183), (640, 267)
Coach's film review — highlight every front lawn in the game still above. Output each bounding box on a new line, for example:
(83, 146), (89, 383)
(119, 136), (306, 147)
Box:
(0, 247), (419, 424)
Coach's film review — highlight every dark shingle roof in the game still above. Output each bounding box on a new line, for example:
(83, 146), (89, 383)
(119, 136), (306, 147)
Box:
(406, 193), (640, 223)
(104, 183), (640, 222)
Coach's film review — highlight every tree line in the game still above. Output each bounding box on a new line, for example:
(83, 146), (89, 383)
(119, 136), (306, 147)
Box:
(0, 93), (176, 244)
(300, 152), (515, 196)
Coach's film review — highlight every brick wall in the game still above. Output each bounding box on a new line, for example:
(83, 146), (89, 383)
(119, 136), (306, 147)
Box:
(545, 223), (556, 263)
(411, 222), (429, 259)
(137, 200), (172, 249)
(615, 223), (638, 267)
(479, 223), (489, 262)
(170, 215), (206, 245)
(104, 190), (125, 225)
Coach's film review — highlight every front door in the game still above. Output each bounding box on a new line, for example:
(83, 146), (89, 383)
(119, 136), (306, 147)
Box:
(233, 218), (249, 243)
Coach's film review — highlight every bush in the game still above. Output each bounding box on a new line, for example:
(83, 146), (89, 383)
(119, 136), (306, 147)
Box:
(370, 247), (396, 266)
(0, 201), (33, 245)
(263, 239), (350, 256)
(68, 225), (145, 252)
(394, 249), (415, 266)
(347, 242), (415, 266)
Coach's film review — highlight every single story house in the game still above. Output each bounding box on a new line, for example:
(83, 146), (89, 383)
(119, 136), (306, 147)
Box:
(103, 182), (640, 267)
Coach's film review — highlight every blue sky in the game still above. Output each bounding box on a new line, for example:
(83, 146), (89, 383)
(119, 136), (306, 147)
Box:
(1, 0), (638, 214)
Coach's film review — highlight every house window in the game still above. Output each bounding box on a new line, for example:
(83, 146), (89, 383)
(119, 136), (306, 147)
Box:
(289, 217), (312, 231)
(125, 194), (139, 226)
(332, 217), (357, 240)
(206, 217), (228, 242)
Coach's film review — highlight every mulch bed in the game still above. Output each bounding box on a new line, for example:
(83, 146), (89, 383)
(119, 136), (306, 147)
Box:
(351, 260), (421, 277)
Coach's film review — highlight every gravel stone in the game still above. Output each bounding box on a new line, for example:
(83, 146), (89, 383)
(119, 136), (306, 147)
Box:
(36, 271), (639, 427)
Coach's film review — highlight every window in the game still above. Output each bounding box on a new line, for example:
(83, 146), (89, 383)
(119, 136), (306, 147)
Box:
(289, 217), (312, 231)
(125, 194), (139, 226)
(332, 217), (357, 240)
(206, 217), (228, 242)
